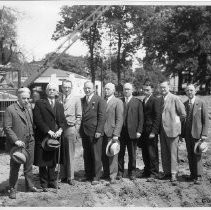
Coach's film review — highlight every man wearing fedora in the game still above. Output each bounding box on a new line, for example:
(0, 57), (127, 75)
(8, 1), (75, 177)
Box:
(60, 78), (82, 185)
(33, 79), (66, 192)
(102, 83), (123, 184)
(182, 84), (209, 184)
(4, 87), (38, 199)
(80, 81), (106, 185)
(117, 83), (144, 180)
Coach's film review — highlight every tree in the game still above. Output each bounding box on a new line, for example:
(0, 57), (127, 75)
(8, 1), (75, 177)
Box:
(52, 5), (102, 84)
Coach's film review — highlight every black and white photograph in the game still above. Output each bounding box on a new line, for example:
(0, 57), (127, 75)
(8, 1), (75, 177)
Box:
(0, 0), (211, 207)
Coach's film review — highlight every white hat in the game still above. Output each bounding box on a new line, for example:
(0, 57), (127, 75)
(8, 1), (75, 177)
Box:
(47, 74), (59, 91)
(106, 139), (120, 157)
(194, 141), (208, 155)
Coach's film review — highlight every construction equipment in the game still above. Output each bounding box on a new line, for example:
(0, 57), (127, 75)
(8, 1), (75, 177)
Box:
(23, 5), (110, 87)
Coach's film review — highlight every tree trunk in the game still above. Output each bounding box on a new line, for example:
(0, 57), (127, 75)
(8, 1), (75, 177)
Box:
(178, 70), (183, 92)
(117, 32), (122, 85)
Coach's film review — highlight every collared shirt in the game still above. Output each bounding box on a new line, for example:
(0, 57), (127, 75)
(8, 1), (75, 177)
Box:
(163, 92), (170, 102)
(125, 95), (133, 104)
(48, 98), (55, 106)
(86, 93), (94, 103)
(144, 94), (152, 104)
(106, 95), (114, 104)
(189, 96), (196, 105)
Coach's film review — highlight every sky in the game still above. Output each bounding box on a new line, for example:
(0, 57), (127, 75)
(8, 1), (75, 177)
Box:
(1, 1), (89, 61)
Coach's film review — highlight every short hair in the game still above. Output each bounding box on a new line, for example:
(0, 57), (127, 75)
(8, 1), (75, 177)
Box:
(17, 87), (31, 95)
(84, 81), (94, 88)
(143, 80), (153, 88)
(186, 83), (196, 91)
(105, 83), (115, 91)
(124, 83), (133, 90)
(160, 80), (169, 85)
(62, 80), (73, 87)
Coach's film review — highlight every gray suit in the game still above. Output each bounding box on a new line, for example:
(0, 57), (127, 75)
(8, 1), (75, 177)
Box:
(4, 102), (35, 190)
(102, 96), (123, 180)
(60, 95), (82, 180)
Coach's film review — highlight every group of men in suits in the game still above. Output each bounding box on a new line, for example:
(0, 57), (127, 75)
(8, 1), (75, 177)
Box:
(4, 78), (209, 199)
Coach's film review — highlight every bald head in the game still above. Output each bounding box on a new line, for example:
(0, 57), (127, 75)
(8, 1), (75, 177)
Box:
(84, 81), (95, 96)
(123, 83), (133, 98)
(104, 83), (115, 98)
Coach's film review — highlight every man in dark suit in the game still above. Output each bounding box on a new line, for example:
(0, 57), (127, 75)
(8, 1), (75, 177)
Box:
(183, 84), (209, 184)
(4, 87), (38, 199)
(102, 83), (123, 184)
(80, 81), (106, 185)
(33, 81), (66, 192)
(140, 81), (161, 181)
(117, 83), (144, 180)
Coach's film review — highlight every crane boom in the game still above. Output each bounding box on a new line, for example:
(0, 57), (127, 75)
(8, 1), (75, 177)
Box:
(23, 5), (110, 87)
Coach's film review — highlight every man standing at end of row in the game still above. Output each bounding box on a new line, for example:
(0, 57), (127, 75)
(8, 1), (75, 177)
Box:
(183, 84), (209, 184)
(117, 83), (144, 180)
(60, 78), (82, 185)
(159, 80), (186, 183)
(102, 83), (123, 184)
(80, 81), (106, 185)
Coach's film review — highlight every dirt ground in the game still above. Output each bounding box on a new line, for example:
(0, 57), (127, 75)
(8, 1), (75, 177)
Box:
(1, 94), (211, 207)
(0, 134), (211, 207)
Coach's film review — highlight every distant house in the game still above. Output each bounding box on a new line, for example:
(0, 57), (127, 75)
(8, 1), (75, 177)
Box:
(27, 67), (102, 97)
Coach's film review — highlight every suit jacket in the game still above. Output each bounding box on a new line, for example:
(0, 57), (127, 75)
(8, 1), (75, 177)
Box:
(63, 94), (82, 127)
(80, 94), (106, 137)
(4, 103), (34, 152)
(104, 96), (124, 138)
(143, 95), (161, 135)
(183, 97), (209, 139)
(33, 99), (66, 166)
(121, 97), (144, 139)
(161, 92), (186, 138)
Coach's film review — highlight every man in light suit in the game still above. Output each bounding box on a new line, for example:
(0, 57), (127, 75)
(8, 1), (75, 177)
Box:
(80, 81), (106, 185)
(60, 79), (82, 185)
(4, 87), (38, 199)
(102, 83), (123, 184)
(117, 83), (144, 180)
(182, 84), (209, 184)
(159, 80), (186, 183)
(140, 80), (161, 181)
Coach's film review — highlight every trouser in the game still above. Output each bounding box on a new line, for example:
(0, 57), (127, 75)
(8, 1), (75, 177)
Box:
(102, 136), (118, 180)
(81, 135), (103, 181)
(185, 132), (203, 177)
(39, 166), (56, 188)
(160, 126), (179, 174)
(141, 133), (159, 176)
(9, 137), (35, 190)
(118, 131), (137, 176)
(60, 126), (76, 180)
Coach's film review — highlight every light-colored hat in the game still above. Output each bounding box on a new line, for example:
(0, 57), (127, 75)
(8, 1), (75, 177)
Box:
(47, 74), (59, 92)
(106, 139), (120, 157)
(10, 146), (30, 164)
(194, 141), (208, 155)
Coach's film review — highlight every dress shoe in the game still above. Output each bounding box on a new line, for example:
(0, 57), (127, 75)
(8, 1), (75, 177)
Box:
(101, 174), (109, 180)
(159, 173), (171, 180)
(27, 186), (39, 192)
(170, 174), (177, 185)
(146, 174), (157, 182)
(9, 188), (16, 199)
(60, 178), (67, 183)
(194, 176), (203, 185)
(129, 175), (136, 181)
(79, 177), (92, 182)
(67, 179), (75, 185)
(116, 173), (123, 180)
(139, 172), (150, 178)
(48, 183), (60, 189)
(110, 179), (117, 184)
(42, 187), (48, 192)
(91, 180), (100, 185)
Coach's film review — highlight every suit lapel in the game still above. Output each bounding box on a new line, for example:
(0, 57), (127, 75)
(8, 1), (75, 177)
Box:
(44, 99), (55, 117)
(83, 95), (96, 114)
(15, 103), (27, 124)
(106, 96), (115, 112)
(27, 107), (33, 124)
(193, 97), (199, 116)
(163, 93), (171, 111)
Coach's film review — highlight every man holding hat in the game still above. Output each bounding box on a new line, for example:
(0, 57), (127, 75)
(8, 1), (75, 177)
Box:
(60, 77), (82, 185)
(102, 83), (123, 184)
(33, 77), (66, 192)
(4, 87), (38, 199)
(182, 84), (209, 184)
